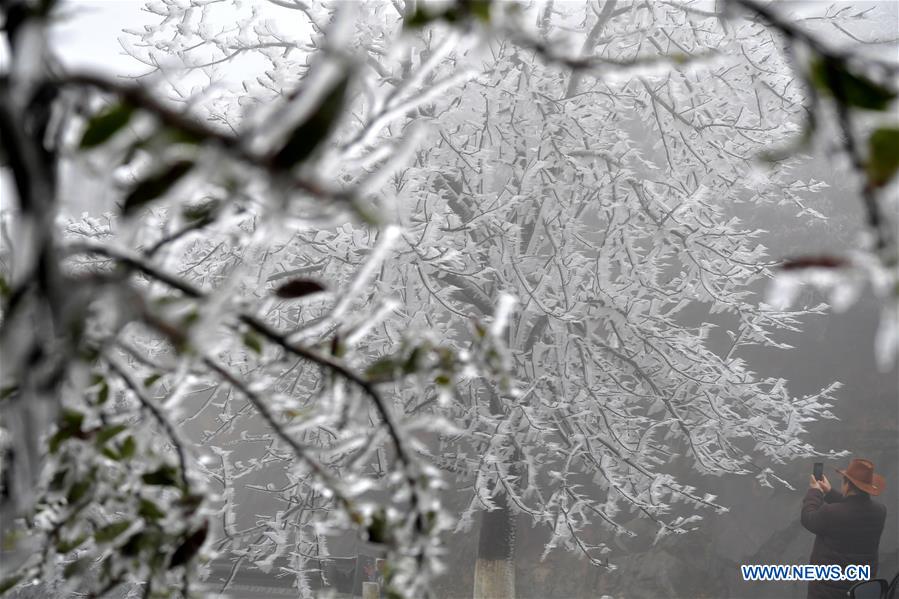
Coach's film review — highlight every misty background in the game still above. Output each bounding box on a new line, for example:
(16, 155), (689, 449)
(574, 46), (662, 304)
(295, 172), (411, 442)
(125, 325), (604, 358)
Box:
(2, 1), (896, 598)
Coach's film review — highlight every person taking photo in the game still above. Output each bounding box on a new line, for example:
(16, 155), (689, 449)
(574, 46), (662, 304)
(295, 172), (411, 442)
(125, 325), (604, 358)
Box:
(801, 458), (887, 599)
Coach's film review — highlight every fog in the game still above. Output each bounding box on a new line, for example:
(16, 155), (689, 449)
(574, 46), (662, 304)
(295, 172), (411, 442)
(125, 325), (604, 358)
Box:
(1, 1), (897, 598)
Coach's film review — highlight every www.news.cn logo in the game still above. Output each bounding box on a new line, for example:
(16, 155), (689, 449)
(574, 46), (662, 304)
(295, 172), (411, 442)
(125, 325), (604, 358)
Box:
(741, 564), (871, 582)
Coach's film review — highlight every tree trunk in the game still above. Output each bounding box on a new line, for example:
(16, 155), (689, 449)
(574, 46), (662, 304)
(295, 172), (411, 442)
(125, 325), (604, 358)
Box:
(473, 494), (516, 599)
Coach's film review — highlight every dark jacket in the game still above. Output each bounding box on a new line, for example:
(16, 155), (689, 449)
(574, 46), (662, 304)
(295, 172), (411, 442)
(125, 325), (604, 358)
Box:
(801, 488), (887, 599)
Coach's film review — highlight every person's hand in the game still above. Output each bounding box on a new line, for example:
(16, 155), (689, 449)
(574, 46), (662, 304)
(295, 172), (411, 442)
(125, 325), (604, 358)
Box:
(809, 475), (822, 492)
(818, 474), (832, 494)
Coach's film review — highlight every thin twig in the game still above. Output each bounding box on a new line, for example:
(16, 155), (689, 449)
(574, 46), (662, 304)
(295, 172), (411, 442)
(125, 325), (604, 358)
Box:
(201, 355), (343, 495)
(106, 355), (191, 491)
(67, 241), (415, 476)
(62, 72), (356, 205)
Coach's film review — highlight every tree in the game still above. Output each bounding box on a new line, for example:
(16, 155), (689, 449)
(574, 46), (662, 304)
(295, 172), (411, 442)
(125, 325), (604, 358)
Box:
(358, 3), (854, 595)
(729, 0), (899, 371)
(1, 1), (896, 598)
(115, 1), (864, 596)
(1, 1), (500, 597)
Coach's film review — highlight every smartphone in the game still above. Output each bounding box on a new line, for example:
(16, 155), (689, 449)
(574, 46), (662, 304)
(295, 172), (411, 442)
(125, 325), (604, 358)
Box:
(813, 462), (824, 481)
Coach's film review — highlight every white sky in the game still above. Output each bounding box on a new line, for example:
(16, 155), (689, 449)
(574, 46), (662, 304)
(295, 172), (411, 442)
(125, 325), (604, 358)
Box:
(0, 1), (874, 77)
(0, 0), (895, 211)
(42, 0), (899, 76)
(51, 0), (149, 75)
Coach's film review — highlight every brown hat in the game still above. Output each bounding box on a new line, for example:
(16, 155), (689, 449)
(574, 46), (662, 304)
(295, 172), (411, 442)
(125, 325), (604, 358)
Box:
(835, 458), (885, 496)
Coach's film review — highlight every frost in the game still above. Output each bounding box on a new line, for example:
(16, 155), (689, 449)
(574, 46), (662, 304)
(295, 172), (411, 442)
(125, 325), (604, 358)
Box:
(2, 1), (891, 597)
(489, 293), (517, 337)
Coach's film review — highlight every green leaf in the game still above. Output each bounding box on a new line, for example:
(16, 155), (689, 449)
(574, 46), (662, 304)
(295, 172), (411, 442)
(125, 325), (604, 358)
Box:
(273, 278), (326, 299)
(122, 530), (162, 557)
(810, 58), (896, 111)
(120, 436), (137, 460)
(142, 465), (180, 487)
(80, 103), (135, 148)
(143, 373), (162, 388)
(100, 446), (121, 461)
(331, 335), (345, 358)
(138, 499), (166, 521)
(424, 510), (439, 533)
(97, 380), (110, 405)
(95, 423), (127, 445)
(94, 521), (131, 544)
(121, 532), (145, 556)
(270, 74), (349, 169)
(180, 309), (200, 328)
(37, 0), (58, 17)
(437, 347), (456, 371)
(181, 198), (220, 223)
(49, 469), (68, 492)
(49, 430), (69, 454)
(469, 0), (491, 22)
(66, 478), (92, 504)
(0, 273), (10, 300)
(242, 331), (263, 355)
(284, 407), (312, 419)
(168, 522), (208, 568)
(61, 409), (85, 429)
(178, 493), (204, 515)
(866, 127), (899, 187)
(2, 529), (22, 551)
(123, 159), (195, 216)
(63, 557), (92, 579)
(167, 127), (205, 146)
(49, 410), (86, 453)
(403, 346), (424, 374)
(405, 1), (489, 28)
(434, 374), (451, 386)
(365, 356), (400, 383)
(406, 7), (437, 28)
(366, 509), (391, 544)
(0, 575), (23, 594)
(56, 534), (88, 553)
